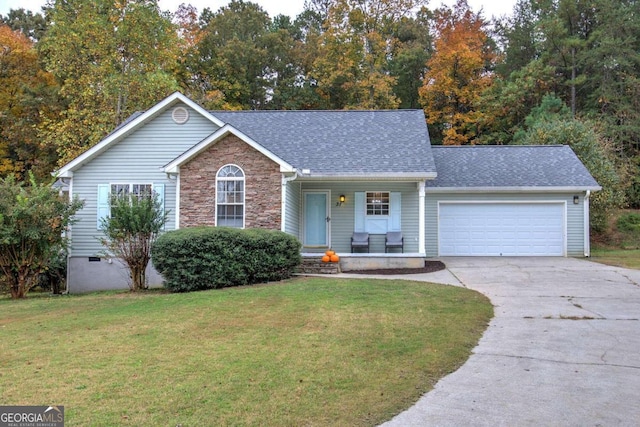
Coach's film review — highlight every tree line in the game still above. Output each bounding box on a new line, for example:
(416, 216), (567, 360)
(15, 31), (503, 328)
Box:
(1, 0), (639, 223)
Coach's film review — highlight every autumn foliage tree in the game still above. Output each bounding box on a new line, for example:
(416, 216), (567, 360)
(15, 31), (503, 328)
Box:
(419, 0), (496, 144)
(0, 24), (58, 180)
(310, 0), (426, 109)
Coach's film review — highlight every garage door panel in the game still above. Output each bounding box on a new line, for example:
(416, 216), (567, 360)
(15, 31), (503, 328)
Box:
(439, 203), (565, 256)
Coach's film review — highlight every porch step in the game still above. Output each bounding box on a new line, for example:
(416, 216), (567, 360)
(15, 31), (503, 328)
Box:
(296, 257), (341, 274)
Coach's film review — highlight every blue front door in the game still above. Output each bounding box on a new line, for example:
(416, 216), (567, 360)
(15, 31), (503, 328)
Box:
(304, 191), (329, 247)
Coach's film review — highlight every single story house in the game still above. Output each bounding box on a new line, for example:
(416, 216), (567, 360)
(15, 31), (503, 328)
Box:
(55, 92), (601, 292)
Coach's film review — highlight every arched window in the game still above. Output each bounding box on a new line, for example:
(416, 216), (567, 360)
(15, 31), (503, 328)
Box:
(216, 165), (245, 228)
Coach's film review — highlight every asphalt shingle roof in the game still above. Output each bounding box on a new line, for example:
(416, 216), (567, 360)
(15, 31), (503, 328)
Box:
(425, 145), (600, 189)
(210, 110), (436, 177)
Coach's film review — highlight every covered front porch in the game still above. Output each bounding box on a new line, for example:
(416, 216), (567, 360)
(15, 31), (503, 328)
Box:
(283, 179), (428, 259)
(298, 252), (427, 274)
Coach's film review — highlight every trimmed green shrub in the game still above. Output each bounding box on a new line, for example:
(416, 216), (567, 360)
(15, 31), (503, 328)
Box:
(151, 227), (302, 292)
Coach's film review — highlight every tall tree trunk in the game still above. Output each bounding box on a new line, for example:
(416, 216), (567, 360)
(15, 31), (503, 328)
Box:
(571, 47), (576, 118)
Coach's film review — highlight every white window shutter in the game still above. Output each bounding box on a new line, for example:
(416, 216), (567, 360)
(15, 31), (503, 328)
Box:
(390, 192), (401, 231)
(97, 184), (110, 229)
(153, 183), (165, 230)
(354, 192), (365, 232)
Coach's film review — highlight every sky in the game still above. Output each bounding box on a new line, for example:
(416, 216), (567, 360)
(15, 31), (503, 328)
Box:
(0, 0), (517, 20)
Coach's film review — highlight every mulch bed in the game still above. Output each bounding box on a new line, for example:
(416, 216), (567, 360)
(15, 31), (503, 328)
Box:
(344, 260), (446, 275)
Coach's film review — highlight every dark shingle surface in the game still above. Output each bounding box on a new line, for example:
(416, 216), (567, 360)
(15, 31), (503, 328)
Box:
(426, 145), (600, 188)
(211, 110), (435, 176)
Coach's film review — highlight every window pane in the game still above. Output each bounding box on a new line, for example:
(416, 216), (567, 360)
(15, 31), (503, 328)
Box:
(217, 204), (243, 227)
(217, 181), (244, 204)
(366, 191), (390, 216)
(132, 184), (152, 198)
(111, 184), (129, 197)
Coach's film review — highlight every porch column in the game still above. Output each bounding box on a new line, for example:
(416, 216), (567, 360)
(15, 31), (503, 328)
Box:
(418, 181), (426, 254)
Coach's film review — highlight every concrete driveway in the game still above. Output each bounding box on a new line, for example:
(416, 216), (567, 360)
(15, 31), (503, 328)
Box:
(380, 257), (640, 426)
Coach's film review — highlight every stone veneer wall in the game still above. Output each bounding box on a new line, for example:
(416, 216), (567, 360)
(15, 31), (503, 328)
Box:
(180, 135), (282, 229)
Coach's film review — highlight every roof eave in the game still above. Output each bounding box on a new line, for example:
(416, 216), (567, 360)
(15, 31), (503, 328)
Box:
(425, 185), (602, 193)
(296, 172), (437, 182)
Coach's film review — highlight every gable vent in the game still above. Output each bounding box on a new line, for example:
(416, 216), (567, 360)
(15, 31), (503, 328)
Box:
(172, 107), (189, 124)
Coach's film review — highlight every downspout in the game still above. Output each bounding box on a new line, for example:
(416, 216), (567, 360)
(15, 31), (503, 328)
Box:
(175, 172), (181, 229)
(584, 190), (591, 257)
(281, 171), (300, 232)
(418, 181), (426, 254)
(165, 170), (180, 228)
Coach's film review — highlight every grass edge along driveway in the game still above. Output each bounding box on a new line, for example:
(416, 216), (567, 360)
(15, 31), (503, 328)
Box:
(590, 248), (640, 270)
(0, 277), (492, 426)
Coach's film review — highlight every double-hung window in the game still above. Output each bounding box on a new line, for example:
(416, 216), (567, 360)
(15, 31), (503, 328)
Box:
(97, 183), (164, 229)
(216, 165), (245, 228)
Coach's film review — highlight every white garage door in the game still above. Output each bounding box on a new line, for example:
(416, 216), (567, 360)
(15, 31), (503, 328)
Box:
(439, 203), (565, 256)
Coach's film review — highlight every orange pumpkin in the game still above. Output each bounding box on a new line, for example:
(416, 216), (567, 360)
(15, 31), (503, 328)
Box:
(330, 254), (340, 263)
(321, 255), (331, 263)
(325, 250), (335, 257)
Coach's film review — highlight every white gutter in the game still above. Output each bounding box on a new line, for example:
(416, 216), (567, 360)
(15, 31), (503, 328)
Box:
(584, 190), (591, 257)
(281, 171), (300, 232)
(426, 186), (602, 193)
(295, 173), (437, 182)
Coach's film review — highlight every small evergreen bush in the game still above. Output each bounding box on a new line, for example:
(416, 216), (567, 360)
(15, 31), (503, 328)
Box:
(151, 227), (301, 292)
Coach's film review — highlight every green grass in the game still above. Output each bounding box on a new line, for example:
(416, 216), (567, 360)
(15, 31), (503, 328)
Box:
(590, 248), (640, 270)
(0, 277), (492, 426)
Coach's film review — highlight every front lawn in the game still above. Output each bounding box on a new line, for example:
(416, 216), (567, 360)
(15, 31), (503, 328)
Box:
(590, 248), (640, 270)
(0, 277), (492, 426)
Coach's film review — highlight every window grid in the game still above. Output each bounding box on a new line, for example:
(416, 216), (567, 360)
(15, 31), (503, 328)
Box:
(366, 191), (390, 216)
(216, 165), (245, 228)
(110, 183), (152, 202)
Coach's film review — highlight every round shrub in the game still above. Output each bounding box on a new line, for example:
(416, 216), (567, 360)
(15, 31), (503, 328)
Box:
(151, 227), (301, 292)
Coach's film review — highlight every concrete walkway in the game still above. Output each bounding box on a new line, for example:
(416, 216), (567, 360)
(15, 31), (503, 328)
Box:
(345, 257), (640, 426)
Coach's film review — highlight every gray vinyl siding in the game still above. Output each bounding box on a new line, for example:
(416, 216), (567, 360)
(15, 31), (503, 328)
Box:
(300, 182), (420, 253)
(69, 104), (218, 257)
(424, 192), (586, 257)
(284, 180), (301, 237)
